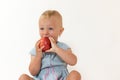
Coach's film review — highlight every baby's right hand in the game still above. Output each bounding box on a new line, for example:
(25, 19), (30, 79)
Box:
(35, 40), (44, 58)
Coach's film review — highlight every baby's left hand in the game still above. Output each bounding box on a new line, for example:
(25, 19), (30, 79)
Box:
(45, 37), (58, 53)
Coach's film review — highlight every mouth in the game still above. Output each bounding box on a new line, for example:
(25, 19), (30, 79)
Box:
(41, 36), (57, 42)
(42, 35), (50, 38)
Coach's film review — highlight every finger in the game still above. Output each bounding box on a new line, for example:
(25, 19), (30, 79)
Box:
(45, 50), (50, 52)
(45, 48), (55, 53)
(45, 48), (52, 52)
(49, 37), (56, 44)
(37, 46), (44, 52)
(40, 46), (45, 50)
(35, 40), (41, 48)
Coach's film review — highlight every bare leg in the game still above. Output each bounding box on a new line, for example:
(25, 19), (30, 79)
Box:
(66, 70), (81, 80)
(19, 74), (34, 80)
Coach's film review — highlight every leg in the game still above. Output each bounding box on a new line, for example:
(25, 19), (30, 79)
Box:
(19, 74), (34, 80)
(66, 70), (81, 80)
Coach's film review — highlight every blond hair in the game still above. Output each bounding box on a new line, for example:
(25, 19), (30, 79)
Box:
(39, 10), (63, 27)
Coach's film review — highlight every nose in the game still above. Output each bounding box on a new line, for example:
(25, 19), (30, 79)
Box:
(43, 29), (49, 36)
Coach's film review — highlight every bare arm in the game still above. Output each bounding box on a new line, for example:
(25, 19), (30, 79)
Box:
(29, 55), (42, 76)
(29, 40), (43, 76)
(46, 37), (77, 66)
(55, 47), (77, 66)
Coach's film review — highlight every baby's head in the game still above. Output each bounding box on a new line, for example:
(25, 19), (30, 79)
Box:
(39, 10), (63, 27)
(39, 10), (64, 41)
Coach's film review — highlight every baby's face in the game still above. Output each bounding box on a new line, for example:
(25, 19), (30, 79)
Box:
(39, 16), (63, 42)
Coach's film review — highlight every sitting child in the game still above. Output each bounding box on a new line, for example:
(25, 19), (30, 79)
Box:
(19, 10), (81, 80)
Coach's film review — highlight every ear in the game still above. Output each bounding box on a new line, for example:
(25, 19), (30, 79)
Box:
(59, 27), (64, 36)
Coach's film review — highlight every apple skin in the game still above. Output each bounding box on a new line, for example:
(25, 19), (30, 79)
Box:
(39, 37), (51, 52)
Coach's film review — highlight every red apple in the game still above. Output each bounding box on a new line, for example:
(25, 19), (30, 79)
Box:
(39, 37), (51, 52)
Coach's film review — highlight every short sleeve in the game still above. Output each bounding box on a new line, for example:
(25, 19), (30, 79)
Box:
(29, 47), (36, 56)
(57, 41), (70, 50)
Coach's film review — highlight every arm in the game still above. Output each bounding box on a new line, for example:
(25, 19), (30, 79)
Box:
(29, 40), (43, 76)
(46, 37), (77, 66)
(55, 47), (77, 66)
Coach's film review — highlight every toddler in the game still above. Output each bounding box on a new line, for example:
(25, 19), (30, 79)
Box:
(19, 10), (81, 80)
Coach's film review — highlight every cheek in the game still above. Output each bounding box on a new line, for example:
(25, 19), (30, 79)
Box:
(39, 31), (42, 34)
(49, 31), (54, 35)
(39, 32), (43, 36)
(49, 31), (58, 38)
(49, 30), (55, 35)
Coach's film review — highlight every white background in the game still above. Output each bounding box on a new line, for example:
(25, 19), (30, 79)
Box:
(0, 0), (120, 80)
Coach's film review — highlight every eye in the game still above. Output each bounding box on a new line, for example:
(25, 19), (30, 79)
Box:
(49, 27), (53, 30)
(40, 27), (44, 30)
